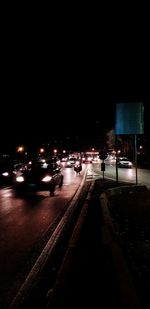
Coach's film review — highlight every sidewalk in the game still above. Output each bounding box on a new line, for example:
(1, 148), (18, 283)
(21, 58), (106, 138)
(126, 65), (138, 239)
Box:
(47, 179), (149, 309)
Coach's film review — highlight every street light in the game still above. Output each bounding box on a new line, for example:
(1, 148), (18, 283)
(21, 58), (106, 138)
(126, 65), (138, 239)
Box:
(54, 149), (57, 155)
(40, 148), (45, 153)
(17, 146), (24, 152)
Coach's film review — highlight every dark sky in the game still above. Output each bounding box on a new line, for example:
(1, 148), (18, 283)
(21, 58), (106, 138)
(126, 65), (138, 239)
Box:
(1, 17), (149, 152)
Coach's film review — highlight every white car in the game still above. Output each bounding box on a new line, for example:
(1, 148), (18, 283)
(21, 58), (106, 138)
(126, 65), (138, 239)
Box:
(117, 157), (132, 168)
(66, 157), (76, 167)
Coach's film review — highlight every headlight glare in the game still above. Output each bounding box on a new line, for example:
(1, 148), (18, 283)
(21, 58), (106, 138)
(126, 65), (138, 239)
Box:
(16, 176), (24, 182)
(42, 175), (52, 182)
(2, 172), (9, 177)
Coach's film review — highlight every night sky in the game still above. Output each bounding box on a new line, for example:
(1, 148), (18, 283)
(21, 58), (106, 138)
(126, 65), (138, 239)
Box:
(1, 18), (149, 152)
(1, 73), (149, 152)
(1, 90), (148, 153)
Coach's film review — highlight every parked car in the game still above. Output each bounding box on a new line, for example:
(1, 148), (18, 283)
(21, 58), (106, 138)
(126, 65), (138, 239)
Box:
(13, 157), (63, 195)
(117, 157), (132, 168)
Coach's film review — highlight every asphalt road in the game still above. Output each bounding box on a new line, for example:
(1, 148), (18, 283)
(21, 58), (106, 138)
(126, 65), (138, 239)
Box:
(0, 162), (149, 308)
(0, 165), (86, 308)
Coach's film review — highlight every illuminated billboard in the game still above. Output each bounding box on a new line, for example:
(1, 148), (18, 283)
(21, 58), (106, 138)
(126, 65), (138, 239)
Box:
(115, 102), (144, 135)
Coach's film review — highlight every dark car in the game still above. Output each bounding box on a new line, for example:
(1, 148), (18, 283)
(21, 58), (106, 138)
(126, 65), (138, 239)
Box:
(13, 157), (63, 195)
(0, 159), (14, 186)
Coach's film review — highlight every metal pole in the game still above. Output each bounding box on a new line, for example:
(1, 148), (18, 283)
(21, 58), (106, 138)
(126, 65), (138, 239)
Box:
(135, 134), (138, 185)
(115, 135), (118, 185)
(103, 162), (104, 180)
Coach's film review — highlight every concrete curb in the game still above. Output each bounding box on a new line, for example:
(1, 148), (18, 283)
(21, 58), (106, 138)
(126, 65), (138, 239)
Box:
(104, 184), (148, 199)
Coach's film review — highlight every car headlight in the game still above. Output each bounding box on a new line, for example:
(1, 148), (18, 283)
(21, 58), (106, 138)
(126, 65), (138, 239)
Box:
(2, 172), (9, 177)
(42, 175), (52, 182)
(16, 176), (25, 182)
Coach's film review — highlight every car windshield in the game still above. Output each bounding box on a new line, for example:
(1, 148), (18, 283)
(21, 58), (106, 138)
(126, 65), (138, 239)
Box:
(32, 161), (54, 171)
(119, 157), (129, 161)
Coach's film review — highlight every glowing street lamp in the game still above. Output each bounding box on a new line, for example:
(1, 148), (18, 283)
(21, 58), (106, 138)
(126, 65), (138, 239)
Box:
(17, 146), (24, 152)
(40, 148), (45, 153)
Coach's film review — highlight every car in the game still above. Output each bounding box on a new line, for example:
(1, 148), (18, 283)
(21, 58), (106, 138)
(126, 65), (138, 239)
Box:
(66, 157), (77, 167)
(117, 157), (132, 168)
(13, 157), (63, 195)
(0, 158), (14, 186)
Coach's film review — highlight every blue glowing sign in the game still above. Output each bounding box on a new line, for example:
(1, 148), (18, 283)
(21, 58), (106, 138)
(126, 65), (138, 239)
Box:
(115, 102), (144, 135)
